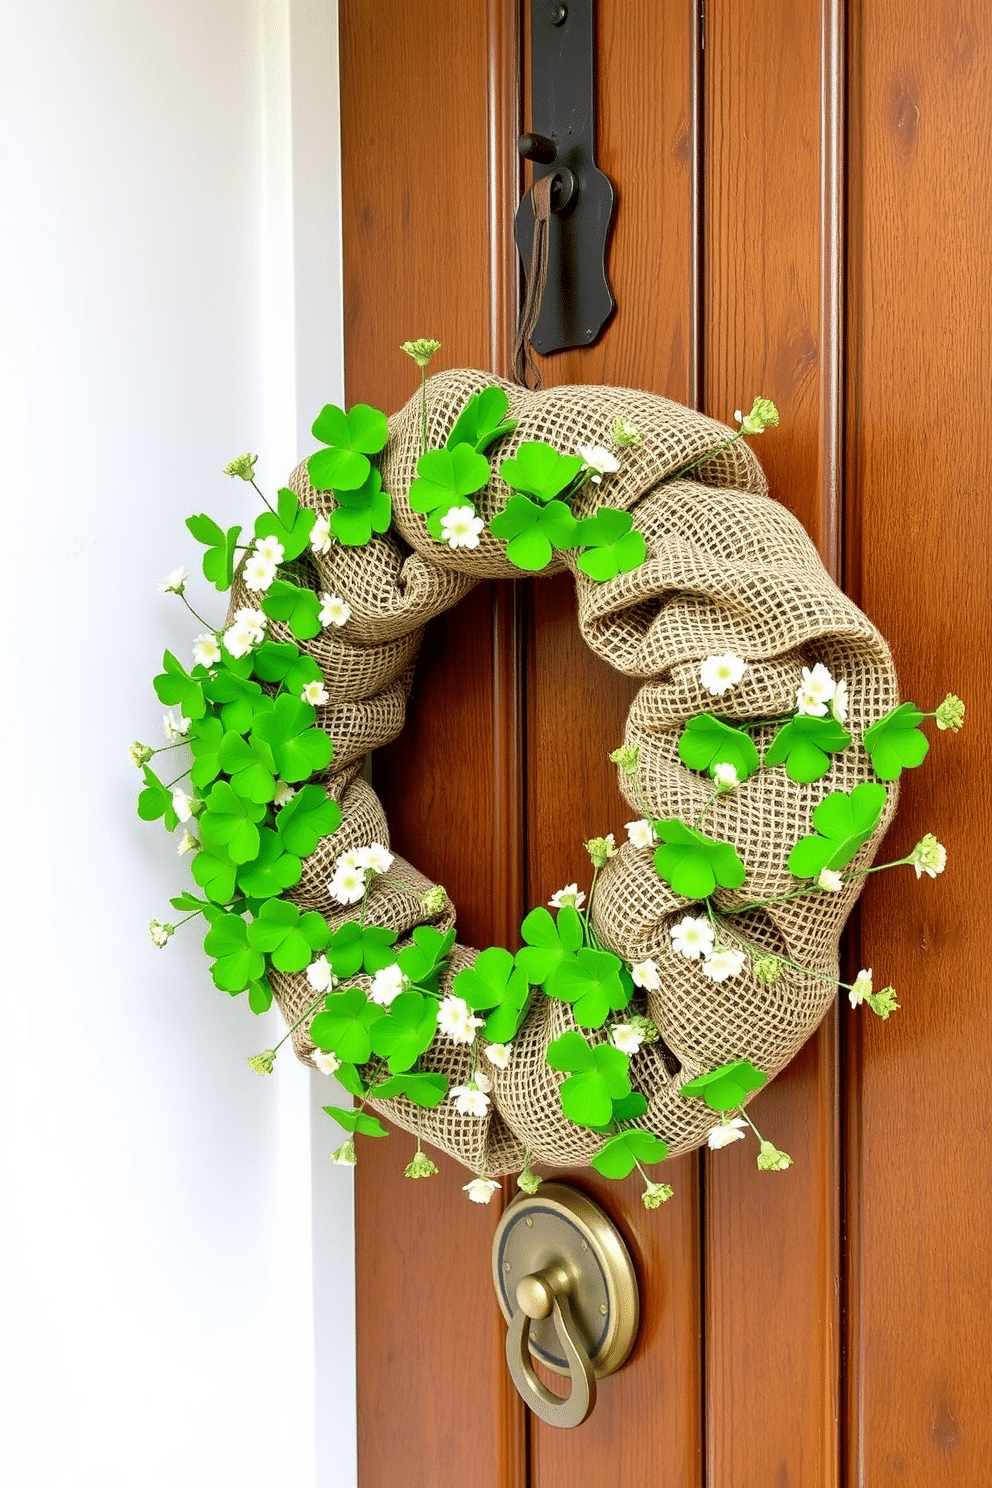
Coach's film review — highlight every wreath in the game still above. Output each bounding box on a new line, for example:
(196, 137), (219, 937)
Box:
(138, 342), (962, 1208)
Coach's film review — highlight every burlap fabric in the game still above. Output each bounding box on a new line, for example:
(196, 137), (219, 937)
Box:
(237, 369), (898, 1176)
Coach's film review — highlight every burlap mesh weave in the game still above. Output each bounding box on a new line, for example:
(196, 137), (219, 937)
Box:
(241, 369), (899, 1175)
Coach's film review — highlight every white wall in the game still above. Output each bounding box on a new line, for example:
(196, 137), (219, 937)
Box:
(0, 4), (354, 1485)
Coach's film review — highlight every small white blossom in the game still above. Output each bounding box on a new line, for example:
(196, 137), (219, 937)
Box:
(311, 1049), (341, 1076)
(369, 963), (408, 1007)
(818, 868), (843, 892)
(157, 567), (187, 594)
(192, 633), (222, 668)
(233, 606), (267, 637)
(306, 955), (337, 994)
(670, 915), (715, 961)
(577, 443), (621, 483)
(301, 680), (329, 707)
(549, 883), (586, 910)
(163, 711), (191, 741)
(224, 607), (266, 658)
(176, 830), (199, 855)
(631, 958), (661, 991)
(273, 780), (296, 808)
(328, 865), (366, 905)
(334, 849), (365, 872)
(311, 514), (332, 554)
(910, 834), (947, 879)
(172, 790), (195, 823)
(356, 842), (394, 875)
(474, 1071), (492, 1094)
(450, 1084), (492, 1118)
(485, 1042), (513, 1069)
(700, 652), (746, 695)
(463, 1176), (501, 1204)
(707, 1116), (748, 1150)
(440, 505), (485, 549)
(713, 761), (739, 790)
(437, 995), (484, 1045)
(148, 919), (173, 948)
(611, 1023), (645, 1055)
(243, 554), (278, 592)
(625, 818), (656, 849)
(795, 663), (836, 717)
(254, 534), (285, 565)
(830, 678), (849, 723)
(701, 946), (747, 983)
(849, 968), (873, 1008)
(319, 593), (351, 628)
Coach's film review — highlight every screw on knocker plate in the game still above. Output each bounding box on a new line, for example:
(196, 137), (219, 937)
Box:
(491, 1183), (639, 1427)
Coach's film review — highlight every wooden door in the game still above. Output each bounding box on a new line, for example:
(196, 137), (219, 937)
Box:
(339, 3), (990, 1483)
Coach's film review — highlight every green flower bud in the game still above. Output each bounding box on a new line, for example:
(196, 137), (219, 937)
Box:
(866, 987), (900, 1020)
(756, 1140), (793, 1172)
(148, 919), (174, 948)
(752, 955), (782, 986)
(517, 1164), (542, 1195)
(129, 741), (154, 768)
(909, 833), (947, 879)
(609, 744), (640, 778)
(420, 884), (449, 915)
(611, 417), (643, 449)
(737, 396), (779, 434)
(404, 1149), (439, 1179)
(641, 1181), (674, 1209)
(935, 693), (965, 732)
(584, 834), (617, 869)
(400, 338), (442, 369)
(331, 1140), (357, 1166)
(628, 1013), (660, 1045)
(247, 1049), (276, 1075)
(224, 453), (258, 481)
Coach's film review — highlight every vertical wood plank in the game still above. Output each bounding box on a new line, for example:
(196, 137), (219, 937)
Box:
(845, 3), (992, 1482)
(702, 4), (840, 1485)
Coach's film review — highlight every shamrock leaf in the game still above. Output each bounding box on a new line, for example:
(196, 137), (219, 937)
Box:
(861, 701), (929, 781)
(253, 488), (316, 562)
(251, 694), (333, 782)
(203, 913), (265, 993)
(679, 1059), (767, 1112)
(275, 784), (342, 857)
(137, 765), (179, 829)
(370, 1071), (448, 1107)
(334, 1062), (369, 1099)
(499, 441), (583, 503)
(201, 669), (265, 736)
(185, 513), (242, 591)
(395, 925), (457, 992)
(453, 946), (532, 1042)
(187, 717), (226, 790)
(308, 403), (389, 492)
(153, 650), (206, 720)
(247, 977), (273, 1014)
(328, 467), (392, 546)
(787, 781), (887, 878)
(218, 730), (277, 805)
(322, 1105), (389, 1138)
(190, 843), (238, 904)
(763, 714), (852, 783)
(327, 922), (399, 978)
(251, 640), (319, 692)
(368, 991), (440, 1074)
(574, 508), (647, 582)
(546, 1031), (631, 1127)
(678, 713), (761, 782)
(234, 828), (301, 899)
(489, 495), (579, 571)
(310, 987), (381, 1064)
(261, 579), (322, 641)
(546, 947), (632, 1029)
(409, 445), (491, 517)
(591, 1129), (669, 1179)
(653, 821), (747, 898)
(515, 905), (584, 986)
(198, 780), (267, 863)
(169, 891), (211, 914)
(445, 387), (518, 454)
(246, 898), (330, 973)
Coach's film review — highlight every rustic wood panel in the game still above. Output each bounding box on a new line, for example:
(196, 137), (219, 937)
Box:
(846, 2), (992, 1482)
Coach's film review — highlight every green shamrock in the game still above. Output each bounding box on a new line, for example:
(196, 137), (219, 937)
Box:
(499, 441), (583, 502)
(591, 1129), (669, 1179)
(153, 650), (207, 720)
(198, 780), (267, 863)
(546, 948), (632, 1029)
(261, 578), (322, 641)
(514, 905), (584, 986)
(678, 713), (761, 781)
(763, 714), (852, 783)
(368, 992), (440, 1074)
(246, 899), (330, 974)
(489, 495), (579, 571)
(327, 467), (392, 546)
(679, 1059), (767, 1112)
(322, 1105), (389, 1138)
(370, 1071), (448, 1108)
(234, 829), (301, 899)
(253, 488), (316, 562)
(787, 781), (887, 878)
(861, 702), (929, 781)
(308, 403), (389, 491)
(326, 922), (399, 978)
(310, 987), (382, 1064)
(574, 508), (647, 582)
(653, 821), (747, 898)
(546, 1031), (632, 1127)
(445, 387), (518, 453)
(185, 513), (242, 591)
(453, 945), (531, 1043)
(251, 694), (333, 782)
(137, 765), (180, 830)
(203, 913), (264, 993)
(274, 784), (342, 857)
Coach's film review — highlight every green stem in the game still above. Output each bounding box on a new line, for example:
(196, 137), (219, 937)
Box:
(584, 866), (601, 948)
(420, 367), (428, 456)
(273, 990), (330, 1052)
(179, 592), (216, 631)
(164, 767), (192, 790)
(666, 428), (744, 483)
(173, 910), (203, 929)
(739, 1106), (765, 1145)
(251, 478), (277, 515)
(152, 739), (191, 756)
(694, 787), (722, 829)
(359, 872), (373, 929)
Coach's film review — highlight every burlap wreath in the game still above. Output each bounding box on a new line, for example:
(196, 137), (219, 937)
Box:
(229, 369), (898, 1177)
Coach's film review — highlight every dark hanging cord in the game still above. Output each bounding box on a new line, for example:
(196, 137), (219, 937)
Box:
(512, 173), (554, 390)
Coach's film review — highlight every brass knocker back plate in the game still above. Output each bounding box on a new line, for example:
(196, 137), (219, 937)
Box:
(492, 1182), (639, 1378)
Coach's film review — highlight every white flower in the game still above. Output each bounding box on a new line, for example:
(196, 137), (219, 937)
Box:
(311, 1049), (341, 1076)
(356, 842), (394, 875)
(306, 955), (337, 994)
(849, 968), (873, 1008)
(474, 1071), (492, 1094)
(830, 678), (849, 723)
(450, 1084), (492, 1118)
(233, 605), (267, 638)
(707, 1116), (748, 1150)
(176, 830), (199, 855)
(223, 621), (255, 658)
(319, 592), (351, 628)
(549, 883), (586, 910)
(437, 995), (484, 1045)
(369, 963), (409, 1007)
(669, 915), (715, 961)
(611, 1023), (645, 1055)
(796, 663), (836, 716)
(485, 1042), (513, 1069)
(254, 534), (285, 565)
(192, 632), (222, 668)
(625, 818), (656, 849)
(334, 849), (365, 872)
(157, 567), (187, 594)
(328, 865), (366, 905)
(700, 652), (746, 695)
(713, 761), (739, 789)
(631, 958), (661, 991)
(162, 710), (191, 741)
(440, 505), (485, 549)
(910, 834), (947, 879)
(148, 919), (173, 947)
(818, 868), (843, 892)
(311, 514), (332, 554)
(224, 607), (266, 657)
(701, 946), (747, 982)
(577, 442), (621, 483)
(301, 680), (329, 706)
(273, 780), (296, 808)
(243, 554), (278, 592)
(463, 1177), (501, 1204)
(172, 790), (194, 823)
